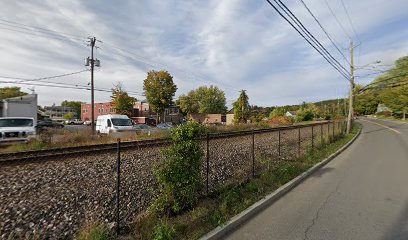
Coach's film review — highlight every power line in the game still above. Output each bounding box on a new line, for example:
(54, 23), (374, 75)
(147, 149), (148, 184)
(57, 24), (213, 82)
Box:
(0, 18), (86, 40)
(264, 0), (350, 80)
(360, 81), (408, 93)
(0, 26), (86, 48)
(358, 73), (408, 92)
(0, 69), (89, 83)
(274, 0), (350, 76)
(324, 0), (352, 40)
(0, 71), (145, 95)
(0, 80), (145, 97)
(298, 0), (350, 65)
(340, 0), (361, 43)
(101, 41), (238, 90)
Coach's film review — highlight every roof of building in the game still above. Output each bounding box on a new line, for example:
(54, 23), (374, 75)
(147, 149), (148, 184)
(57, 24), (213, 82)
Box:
(1, 94), (37, 103)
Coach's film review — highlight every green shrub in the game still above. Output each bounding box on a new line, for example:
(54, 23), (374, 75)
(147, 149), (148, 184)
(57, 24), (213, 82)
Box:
(154, 221), (175, 240)
(152, 121), (205, 215)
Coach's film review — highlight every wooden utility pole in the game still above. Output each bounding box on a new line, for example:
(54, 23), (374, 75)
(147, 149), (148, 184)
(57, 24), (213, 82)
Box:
(86, 37), (100, 134)
(346, 40), (355, 134)
(90, 37), (96, 134)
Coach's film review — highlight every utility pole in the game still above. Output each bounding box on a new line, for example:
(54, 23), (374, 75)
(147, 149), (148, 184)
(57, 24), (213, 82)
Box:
(86, 37), (100, 134)
(346, 40), (355, 134)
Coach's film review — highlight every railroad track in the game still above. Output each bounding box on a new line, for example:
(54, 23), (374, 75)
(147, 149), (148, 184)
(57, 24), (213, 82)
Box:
(0, 121), (335, 164)
(0, 138), (171, 164)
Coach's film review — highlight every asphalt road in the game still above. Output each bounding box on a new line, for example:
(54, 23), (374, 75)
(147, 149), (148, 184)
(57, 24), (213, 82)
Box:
(225, 118), (408, 240)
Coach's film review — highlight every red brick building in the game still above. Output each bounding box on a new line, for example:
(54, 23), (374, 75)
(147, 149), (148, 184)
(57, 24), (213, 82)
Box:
(81, 102), (115, 121)
(81, 101), (183, 125)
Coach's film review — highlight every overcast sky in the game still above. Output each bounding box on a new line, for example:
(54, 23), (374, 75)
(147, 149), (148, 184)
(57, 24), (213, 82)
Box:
(0, 0), (407, 107)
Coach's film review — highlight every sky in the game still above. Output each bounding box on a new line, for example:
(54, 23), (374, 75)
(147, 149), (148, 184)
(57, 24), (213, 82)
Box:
(0, 0), (407, 107)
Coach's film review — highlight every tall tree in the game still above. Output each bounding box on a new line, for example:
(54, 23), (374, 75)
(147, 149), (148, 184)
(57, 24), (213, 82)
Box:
(233, 90), (250, 123)
(0, 87), (27, 100)
(61, 100), (82, 118)
(110, 84), (137, 117)
(143, 70), (177, 123)
(177, 85), (227, 115)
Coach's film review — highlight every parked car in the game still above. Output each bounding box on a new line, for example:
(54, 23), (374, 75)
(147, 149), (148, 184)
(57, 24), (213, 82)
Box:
(156, 122), (174, 130)
(96, 115), (135, 135)
(134, 124), (157, 135)
(0, 117), (36, 143)
(65, 119), (84, 125)
(83, 120), (96, 126)
(37, 119), (64, 130)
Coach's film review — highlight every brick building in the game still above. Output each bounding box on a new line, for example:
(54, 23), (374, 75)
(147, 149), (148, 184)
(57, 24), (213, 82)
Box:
(81, 101), (183, 125)
(81, 102), (115, 121)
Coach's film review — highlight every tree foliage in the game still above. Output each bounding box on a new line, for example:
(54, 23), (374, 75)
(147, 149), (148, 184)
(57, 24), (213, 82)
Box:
(177, 85), (227, 115)
(296, 103), (319, 121)
(233, 90), (250, 123)
(143, 70), (177, 122)
(0, 87), (28, 100)
(269, 107), (286, 118)
(110, 84), (137, 116)
(63, 112), (75, 120)
(61, 100), (82, 118)
(356, 55), (408, 116)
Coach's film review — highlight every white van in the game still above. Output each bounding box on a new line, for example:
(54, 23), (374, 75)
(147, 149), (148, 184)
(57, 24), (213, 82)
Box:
(96, 115), (135, 135)
(0, 117), (36, 143)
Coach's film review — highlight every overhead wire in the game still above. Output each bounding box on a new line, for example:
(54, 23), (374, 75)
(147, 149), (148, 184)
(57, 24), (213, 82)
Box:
(275, 0), (350, 76)
(264, 0), (350, 80)
(0, 70), (145, 95)
(339, 0), (361, 44)
(323, 0), (352, 40)
(298, 0), (350, 65)
(0, 80), (145, 97)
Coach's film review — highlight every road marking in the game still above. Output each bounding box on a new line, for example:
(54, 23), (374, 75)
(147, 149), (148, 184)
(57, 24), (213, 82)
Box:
(361, 119), (401, 134)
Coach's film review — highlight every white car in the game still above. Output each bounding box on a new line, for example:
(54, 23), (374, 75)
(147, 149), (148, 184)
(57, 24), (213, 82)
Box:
(0, 117), (36, 143)
(65, 119), (84, 125)
(96, 115), (136, 135)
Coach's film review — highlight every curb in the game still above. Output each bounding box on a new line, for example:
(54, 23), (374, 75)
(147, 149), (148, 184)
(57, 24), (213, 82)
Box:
(201, 124), (362, 240)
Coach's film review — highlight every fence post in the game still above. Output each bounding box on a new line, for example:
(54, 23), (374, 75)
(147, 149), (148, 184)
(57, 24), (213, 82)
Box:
(311, 125), (314, 152)
(332, 121), (335, 140)
(298, 127), (301, 158)
(252, 130), (255, 178)
(278, 130), (281, 159)
(328, 122), (331, 143)
(116, 138), (121, 235)
(320, 124), (323, 145)
(206, 133), (210, 195)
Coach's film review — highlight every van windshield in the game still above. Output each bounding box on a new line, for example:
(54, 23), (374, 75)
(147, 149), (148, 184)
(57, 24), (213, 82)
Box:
(0, 119), (33, 127)
(111, 118), (133, 126)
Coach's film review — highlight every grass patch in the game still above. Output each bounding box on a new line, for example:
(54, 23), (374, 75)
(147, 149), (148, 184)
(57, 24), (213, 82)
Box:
(130, 123), (360, 239)
(77, 222), (111, 240)
(0, 129), (171, 153)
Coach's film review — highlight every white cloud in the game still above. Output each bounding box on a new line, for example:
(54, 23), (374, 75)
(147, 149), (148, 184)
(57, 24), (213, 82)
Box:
(0, 0), (407, 107)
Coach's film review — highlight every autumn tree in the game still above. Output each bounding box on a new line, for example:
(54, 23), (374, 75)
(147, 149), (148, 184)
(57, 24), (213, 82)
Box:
(233, 90), (250, 123)
(177, 85), (227, 116)
(143, 70), (177, 123)
(111, 84), (137, 117)
(0, 87), (27, 100)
